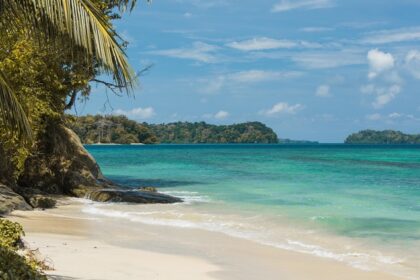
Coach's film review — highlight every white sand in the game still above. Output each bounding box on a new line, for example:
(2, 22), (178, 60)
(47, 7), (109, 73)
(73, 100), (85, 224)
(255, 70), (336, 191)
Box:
(7, 199), (408, 280)
(26, 233), (219, 280)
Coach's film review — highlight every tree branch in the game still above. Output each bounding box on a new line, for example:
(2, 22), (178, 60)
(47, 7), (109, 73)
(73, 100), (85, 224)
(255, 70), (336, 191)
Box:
(65, 90), (78, 110)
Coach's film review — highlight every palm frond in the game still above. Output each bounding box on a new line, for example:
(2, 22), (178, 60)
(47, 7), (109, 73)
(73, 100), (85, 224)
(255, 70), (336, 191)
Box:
(34, 0), (135, 87)
(3, 0), (137, 89)
(0, 70), (31, 140)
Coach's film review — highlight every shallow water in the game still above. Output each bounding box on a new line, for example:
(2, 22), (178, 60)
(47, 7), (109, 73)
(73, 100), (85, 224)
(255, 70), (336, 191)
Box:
(85, 144), (420, 279)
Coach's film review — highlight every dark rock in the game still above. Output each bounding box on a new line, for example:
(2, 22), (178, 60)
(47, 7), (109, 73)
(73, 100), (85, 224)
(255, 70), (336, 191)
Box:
(0, 184), (32, 215)
(16, 123), (182, 205)
(18, 124), (106, 197)
(137, 186), (157, 192)
(16, 188), (56, 209)
(88, 189), (182, 204)
(27, 195), (56, 209)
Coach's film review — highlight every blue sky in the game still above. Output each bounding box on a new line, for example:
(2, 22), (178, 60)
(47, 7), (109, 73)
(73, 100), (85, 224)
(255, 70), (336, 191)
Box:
(73, 0), (420, 142)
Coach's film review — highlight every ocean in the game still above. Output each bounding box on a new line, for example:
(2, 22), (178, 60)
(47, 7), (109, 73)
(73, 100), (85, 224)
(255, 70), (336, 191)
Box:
(84, 144), (420, 279)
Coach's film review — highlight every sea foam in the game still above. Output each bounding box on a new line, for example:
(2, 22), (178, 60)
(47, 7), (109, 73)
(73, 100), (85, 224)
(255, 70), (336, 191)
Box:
(81, 204), (404, 274)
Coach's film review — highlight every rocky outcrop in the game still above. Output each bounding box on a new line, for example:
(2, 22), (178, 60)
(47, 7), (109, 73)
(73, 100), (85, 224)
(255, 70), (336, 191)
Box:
(0, 184), (31, 215)
(16, 122), (181, 205)
(18, 123), (105, 197)
(88, 189), (182, 204)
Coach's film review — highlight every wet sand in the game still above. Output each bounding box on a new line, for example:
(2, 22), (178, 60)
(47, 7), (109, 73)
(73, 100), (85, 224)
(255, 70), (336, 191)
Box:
(8, 199), (407, 280)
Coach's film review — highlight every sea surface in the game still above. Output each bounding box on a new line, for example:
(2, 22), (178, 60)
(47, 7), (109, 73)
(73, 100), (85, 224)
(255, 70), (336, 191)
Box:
(84, 144), (420, 279)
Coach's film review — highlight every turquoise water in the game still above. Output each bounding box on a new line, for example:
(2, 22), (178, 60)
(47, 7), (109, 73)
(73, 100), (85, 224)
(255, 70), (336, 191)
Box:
(85, 144), (420, 276)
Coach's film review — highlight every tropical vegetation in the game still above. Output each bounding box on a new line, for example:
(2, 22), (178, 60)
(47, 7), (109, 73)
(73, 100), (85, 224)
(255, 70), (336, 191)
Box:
(0, 0), (137, 181)
(345, 130), (420, 144)
(66, 114), (158, 144)
(67, 115), (279, 144)
(0, 0), (140, 275)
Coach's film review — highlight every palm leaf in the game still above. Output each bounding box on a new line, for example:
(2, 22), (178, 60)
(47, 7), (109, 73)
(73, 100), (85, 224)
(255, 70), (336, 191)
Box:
(1, 0), (137, 89)
(0, 0), (140, 138)
(0, 71), (32, 140)
(33, 0), (136, 88)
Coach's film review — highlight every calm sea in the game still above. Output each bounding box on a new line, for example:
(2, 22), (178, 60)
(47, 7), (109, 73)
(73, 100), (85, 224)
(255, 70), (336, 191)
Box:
(85, 144), (420, 279)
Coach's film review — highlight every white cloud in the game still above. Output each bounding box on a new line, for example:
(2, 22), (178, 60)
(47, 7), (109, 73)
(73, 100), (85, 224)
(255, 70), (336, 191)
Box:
(366, 112), (419, 122)
(361, 27), (420, 44)
(260, 102), (304, 116)
(176, 0), (229, 8)
(361, 84), (401, 109)
(227, 37), (297, 51)
(184, 12), (193, 18)
(199, 70), (303, 94)
(272, 0), (334, 12)
(367, 49), (395, 79)
(226, 37), (323, 52)
(147, 42), (219, 63)
(300, 27), (334, 32)
(372, 85), (401, 109)
(228, 70), (302, 83)
(214, 110), (230, 119)
(203, 110), (230, 120)
(366, 113), (382, 121)
(291, 50), (365, 69)
(315, 85), (331, 97)
(113, 107), (156, 119)
(405, 50), (420, 79)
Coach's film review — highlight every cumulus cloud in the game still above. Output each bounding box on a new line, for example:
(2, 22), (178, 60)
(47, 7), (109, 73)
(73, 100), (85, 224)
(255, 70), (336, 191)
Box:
(315, 85), (331, 97)
(271, 0), (334, 12)
(147, 41), (219, 63)
(367, 49), (395, 79)
(260, 102), (304, 116)
(113, 107), (156, 119)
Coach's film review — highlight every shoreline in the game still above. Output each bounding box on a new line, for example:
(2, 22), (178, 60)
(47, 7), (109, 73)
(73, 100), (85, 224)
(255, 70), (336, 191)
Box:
(7, 198), (409, 280)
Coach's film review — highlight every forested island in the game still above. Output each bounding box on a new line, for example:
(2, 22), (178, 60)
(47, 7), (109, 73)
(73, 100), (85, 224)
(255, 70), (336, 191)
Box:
(345, 130), (420, 144)
(66, 115), (279, 144)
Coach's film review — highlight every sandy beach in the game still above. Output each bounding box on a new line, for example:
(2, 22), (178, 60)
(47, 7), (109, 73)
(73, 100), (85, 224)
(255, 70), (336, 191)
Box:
(7, 198), (409, 280)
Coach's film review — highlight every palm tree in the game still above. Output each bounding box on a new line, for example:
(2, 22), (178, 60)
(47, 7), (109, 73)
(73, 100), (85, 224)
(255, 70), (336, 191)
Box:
(0, 0), (139, 138)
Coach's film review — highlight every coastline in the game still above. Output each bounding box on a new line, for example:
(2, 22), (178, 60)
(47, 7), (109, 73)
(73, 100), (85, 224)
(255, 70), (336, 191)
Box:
(7, 198), (407, 280)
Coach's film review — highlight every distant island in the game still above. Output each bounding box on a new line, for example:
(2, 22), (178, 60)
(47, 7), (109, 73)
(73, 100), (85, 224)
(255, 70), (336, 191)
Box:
(278, 138), (319, 144)
(345, 130), (420, 144)
(66, 115), (279, 144)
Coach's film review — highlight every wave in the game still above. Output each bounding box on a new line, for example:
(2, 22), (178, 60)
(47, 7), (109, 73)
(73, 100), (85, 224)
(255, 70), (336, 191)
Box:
(160, 190), (212, 204)
(81, 204), (404, 274)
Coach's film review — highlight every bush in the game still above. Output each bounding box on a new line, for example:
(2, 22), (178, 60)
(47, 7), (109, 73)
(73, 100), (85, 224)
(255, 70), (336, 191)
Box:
(0, 219), (48, 279)
(0, 247), (47, 280)
(0, 219), (24, 249)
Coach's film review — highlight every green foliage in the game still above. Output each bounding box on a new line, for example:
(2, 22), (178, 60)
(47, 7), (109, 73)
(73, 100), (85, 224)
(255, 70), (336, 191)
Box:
(147, 121), (279, 144)
(0, 219), (49, 278)
(68, 115), (279, 144)
(66, 114), (158, 144)
(0, 247), (47, 280)
(0, 1), (133, 184)
(0, 219), (24, 249)
(345, 130), (420, 144)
